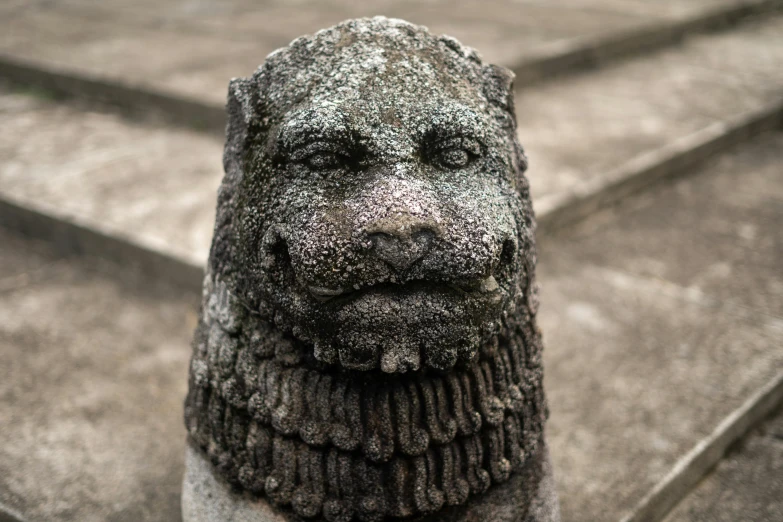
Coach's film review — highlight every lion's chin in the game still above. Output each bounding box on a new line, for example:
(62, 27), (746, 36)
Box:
(291, 280), (507, 373)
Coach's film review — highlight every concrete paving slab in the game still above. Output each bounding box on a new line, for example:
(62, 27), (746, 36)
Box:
(537, 132), (783, 521)
(0, 1), (655, 57)
(551, 132), (783, 318)
(517, 0), (758, 18)
(0, 231), (198, 522)
(156, 0), (634, 106)
(538, 259), (783, 522)
(0, 89), (223, 266)
(0, 0), (647, 92)
(516, 14), (783, 204)
(1, 10), (266, 88)
(663, 407), (783, 522)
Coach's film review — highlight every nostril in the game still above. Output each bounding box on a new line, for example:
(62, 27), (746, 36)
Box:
(260, 226), (292, 270)
(411, 228), (435, 246)
(366, 227), (436, 272)
(368, 231), (396, 249)
(499, 238), (517, 270)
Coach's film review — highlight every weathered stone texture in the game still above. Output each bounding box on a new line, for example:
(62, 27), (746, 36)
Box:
(183, 17), (554, 521)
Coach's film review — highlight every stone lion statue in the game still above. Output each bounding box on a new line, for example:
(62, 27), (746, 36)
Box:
(183, 16), (559, 522)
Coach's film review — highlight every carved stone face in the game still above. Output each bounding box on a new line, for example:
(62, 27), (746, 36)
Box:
(186, 17), (547, 522)
(224, 18), (533, 374)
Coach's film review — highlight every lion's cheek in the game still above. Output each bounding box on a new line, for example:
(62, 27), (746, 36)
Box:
(284, 213), (359, 288)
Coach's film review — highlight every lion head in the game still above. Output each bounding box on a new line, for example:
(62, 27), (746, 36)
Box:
(185, 17), (547, 521)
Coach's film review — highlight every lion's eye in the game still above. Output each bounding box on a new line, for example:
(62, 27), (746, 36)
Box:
(430, 136), (482, 170)
(439, 148), (470, 169)
(305, 152), (344, 170)
(291, 142), (351, 171)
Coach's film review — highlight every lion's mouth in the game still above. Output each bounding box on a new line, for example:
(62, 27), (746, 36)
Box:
(307, 274), (501, 304)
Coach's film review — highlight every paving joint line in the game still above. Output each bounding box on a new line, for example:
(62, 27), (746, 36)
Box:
(512, 0), (783, 86)
(0, 195), (204, 291)
(0, 57), (226, 137)
(618, 371), (783, 522)
(537, 98), (783, 235)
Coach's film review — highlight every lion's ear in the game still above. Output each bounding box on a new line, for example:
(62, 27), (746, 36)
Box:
(482, 64), (516, 126)
(210, 77), (258, 281)
(482, 65), (527, 176)
(228, 78), (259, 125)
(224, 77), (258, 168)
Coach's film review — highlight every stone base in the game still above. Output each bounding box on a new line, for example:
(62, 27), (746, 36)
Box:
(182, 442), (560, 522)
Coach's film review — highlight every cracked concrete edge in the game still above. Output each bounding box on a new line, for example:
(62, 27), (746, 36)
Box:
(0, 194), (205, 291)
(618, 371), (783, 522)
(1, 99), (782, 293)
(1, 0), (781, 136)
(0, 504), (24, 522)
(512, 0), (783, 85)
(536, 98), (783, 235)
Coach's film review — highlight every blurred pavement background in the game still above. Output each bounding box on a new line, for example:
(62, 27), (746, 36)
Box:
(1, 1), (782, 521)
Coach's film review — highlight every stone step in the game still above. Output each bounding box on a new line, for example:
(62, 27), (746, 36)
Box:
(0, 0), (779, 132)
(663, 406), (783, 522)
(2, 136), (782, 521)
(0, 89), (222, 283)
(514, 13), (783, 224)
(2, 15), (782, 284)
(619, 373), (783, 522)
(534, 131), (783, 521)
(0, 232), (197, 522)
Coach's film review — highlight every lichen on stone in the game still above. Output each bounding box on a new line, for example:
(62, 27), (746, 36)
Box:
(185, 16), (548, 521)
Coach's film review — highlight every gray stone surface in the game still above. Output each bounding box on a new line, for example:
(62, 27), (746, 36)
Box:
(664, 407), (783, 522)
(0, 231), (197, 522)
(539, 132), (783, 521)
(550, 130), (783, 318)
(516, 14), (783, 203)
(0, 88), (222, 265)
(1, 0), (762, 105)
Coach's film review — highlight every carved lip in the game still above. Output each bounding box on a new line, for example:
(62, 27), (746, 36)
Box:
(307, 274), (501, 304)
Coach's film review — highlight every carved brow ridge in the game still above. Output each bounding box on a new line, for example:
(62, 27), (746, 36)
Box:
(421, 103), (487, 143)
(277, 107), (355, 153)
(277, 103), (488, 154)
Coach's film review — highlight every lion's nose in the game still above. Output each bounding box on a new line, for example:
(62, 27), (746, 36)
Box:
(367, 219), (440, 272)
